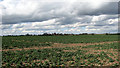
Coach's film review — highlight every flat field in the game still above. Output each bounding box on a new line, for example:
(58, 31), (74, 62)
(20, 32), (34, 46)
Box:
(1, 35), (120, 67)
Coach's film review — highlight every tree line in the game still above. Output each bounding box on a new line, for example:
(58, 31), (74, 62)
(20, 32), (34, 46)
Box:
(3, 33), (120, 36)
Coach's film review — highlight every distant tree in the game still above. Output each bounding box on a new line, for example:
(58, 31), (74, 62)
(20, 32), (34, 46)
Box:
(105, 33), (109, 35)
(43, 33), (48, 36)
(53, 33), (57, 35)
(26, 33), (30, 36)
(91, 33), (94, 35)
(82, 33), (88, 35)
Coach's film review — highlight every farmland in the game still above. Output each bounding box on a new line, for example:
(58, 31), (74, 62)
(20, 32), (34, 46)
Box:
(1, 35), (120, 67)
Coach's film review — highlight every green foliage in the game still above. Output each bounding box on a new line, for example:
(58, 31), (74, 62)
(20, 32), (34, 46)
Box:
(2, 35), (118, 49)
(2, 35), (119, 67)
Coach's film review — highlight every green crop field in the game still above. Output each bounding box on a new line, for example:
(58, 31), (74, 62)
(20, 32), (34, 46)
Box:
(1, 35), (120, 67)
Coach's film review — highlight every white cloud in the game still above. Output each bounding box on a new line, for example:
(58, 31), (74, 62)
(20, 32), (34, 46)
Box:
(2, 15), (118, 35)
(1, 0), (118, 24)
(0, 0), (118, 35)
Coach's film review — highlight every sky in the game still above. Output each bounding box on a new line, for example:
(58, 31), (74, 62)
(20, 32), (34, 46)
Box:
(0, 0), (119, 35)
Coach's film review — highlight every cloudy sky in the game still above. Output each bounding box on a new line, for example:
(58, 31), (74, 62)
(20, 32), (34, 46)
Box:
(0, 0), (119, 35)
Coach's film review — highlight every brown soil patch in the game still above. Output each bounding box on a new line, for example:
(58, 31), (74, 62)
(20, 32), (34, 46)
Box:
(1, 41), (118, 51)
(63, 50), (77, 52)
(84, 48), (118, 54)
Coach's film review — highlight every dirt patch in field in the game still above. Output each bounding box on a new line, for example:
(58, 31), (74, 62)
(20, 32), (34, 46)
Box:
(1, 41), (118, 51)
(63, 50), (77, 52)
(84, 48), (118, 54)
(65, 41), (118, 47)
